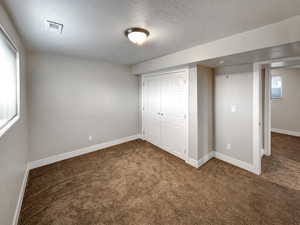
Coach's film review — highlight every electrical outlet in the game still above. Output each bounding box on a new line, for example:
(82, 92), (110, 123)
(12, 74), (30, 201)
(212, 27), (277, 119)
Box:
(88, 136), (93, 141)
(226, 144), (231, 150)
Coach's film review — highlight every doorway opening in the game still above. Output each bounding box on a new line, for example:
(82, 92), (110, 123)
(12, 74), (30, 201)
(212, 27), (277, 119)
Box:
(256, 57), (300, 189)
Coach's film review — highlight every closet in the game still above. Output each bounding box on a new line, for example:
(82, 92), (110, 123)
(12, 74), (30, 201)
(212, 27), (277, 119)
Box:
(142, 69), (188, 160)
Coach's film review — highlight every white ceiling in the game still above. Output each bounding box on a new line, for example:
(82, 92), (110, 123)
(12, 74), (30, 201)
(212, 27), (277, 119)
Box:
(3, 0), (300, 65)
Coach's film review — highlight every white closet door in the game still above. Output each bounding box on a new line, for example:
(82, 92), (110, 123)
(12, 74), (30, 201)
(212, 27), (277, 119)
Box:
(160, 73), (187, 160)
(143, 77), (161, 147)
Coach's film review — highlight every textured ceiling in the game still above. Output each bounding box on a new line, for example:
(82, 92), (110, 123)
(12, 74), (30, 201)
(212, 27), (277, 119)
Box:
(3, 0), (300, 65)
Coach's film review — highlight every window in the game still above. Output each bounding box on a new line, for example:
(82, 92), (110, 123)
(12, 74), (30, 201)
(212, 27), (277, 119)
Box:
(271, 76), (282, 99)
(0, 26), (19, 136)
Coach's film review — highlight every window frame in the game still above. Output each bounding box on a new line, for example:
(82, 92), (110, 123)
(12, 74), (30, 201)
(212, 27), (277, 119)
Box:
(271, 75), (283, 99)
(0, 25), (20, 138)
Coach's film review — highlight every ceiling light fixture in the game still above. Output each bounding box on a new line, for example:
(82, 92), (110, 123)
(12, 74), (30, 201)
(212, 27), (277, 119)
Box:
(125, 27), (150, 45)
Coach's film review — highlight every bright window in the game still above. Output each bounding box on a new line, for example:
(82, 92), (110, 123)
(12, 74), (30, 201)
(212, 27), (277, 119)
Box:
(0, 26), (19, 137)
(271, 76), (282, 99)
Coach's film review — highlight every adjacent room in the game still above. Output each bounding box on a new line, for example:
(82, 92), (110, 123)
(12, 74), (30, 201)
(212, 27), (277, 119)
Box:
(271, 65), (300, 164)
(260, 61), (300, 190)
(1, 1), (300, 225)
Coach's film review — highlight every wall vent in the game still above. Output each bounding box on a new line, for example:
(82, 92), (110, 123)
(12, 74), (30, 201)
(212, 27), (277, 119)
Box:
(46, 20), (64, 34)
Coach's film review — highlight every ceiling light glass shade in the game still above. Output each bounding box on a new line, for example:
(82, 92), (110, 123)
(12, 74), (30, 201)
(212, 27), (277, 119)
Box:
(125, 28), (150, 45)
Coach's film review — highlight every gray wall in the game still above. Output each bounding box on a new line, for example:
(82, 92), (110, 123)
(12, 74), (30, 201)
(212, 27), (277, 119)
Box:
(187, 65), (214, 161)
(28, 52), (139, 161)
(0, 4), (29, 225)
(188, 66), (199, 160)
(197, 66), (214, 159)
(271, 68), (300, 133)
(215, 64), (253, 164)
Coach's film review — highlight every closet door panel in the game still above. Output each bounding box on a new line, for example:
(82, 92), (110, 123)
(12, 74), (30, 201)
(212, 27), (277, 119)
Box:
(160, 73), (187, 159)
(143, 77), (161, 147)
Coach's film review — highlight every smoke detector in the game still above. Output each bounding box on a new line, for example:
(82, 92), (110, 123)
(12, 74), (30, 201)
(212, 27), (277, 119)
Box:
(46, 20), (64, 34)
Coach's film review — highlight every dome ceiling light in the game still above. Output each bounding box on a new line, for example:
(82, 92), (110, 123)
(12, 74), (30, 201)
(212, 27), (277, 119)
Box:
(124, 27), (150, 45)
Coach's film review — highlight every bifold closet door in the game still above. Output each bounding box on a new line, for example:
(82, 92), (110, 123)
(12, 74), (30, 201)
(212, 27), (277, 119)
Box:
(160, 73), (187, 160)
(143, 77), (161, 147)
(142, 71), (187, 161)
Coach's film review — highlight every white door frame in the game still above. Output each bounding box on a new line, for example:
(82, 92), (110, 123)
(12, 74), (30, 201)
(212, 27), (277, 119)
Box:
(253, 56), (300, 174)
(263, 65), (272, 156)
(141, 67), (189, 161)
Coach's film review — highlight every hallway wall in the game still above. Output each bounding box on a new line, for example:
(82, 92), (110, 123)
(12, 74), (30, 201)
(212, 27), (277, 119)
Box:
(214, 64), (254, 164)
(271, 68), (300, 134)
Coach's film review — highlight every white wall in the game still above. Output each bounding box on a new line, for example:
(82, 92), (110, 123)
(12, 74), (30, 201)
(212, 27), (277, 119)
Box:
(215, 65), (253, 164)
(0, 4), (29, 225)
(28, 52), (139, 161)
(271, 68), (300, 133)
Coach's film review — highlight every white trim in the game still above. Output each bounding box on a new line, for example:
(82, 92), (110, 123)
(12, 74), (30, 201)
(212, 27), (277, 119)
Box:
(186, 151), (258, 175)
(28, 134), (141, 169)
(0, 24), (21, 139)
(198, 152), (215, 167)
(185, 69), (190, 164)
(12, 166), (29, 225)
(214, 152), (258, 174)
(0, 115), (20, 138)
(185, 158), (199, 168)
(252, 63), (262, 175)
(136, 133), (143, 139)
(271, 128), (300, 137)
(264, 66), (272, 156)
(186, 152), (214, 168)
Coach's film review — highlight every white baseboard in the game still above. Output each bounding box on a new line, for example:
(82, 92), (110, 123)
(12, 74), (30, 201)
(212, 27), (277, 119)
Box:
(13, 136), (259, 225)
(185, 151), (257, 174)
(213, 152), (257, 174)
(185, 158), (199, 168)
(28, 134), (141, 169)
(12, 166), (29, 225)
(271, 128), (300, 137)
(260, 148), (265, 157)
(198, 152), (215, 167)
(186, 152), (214, 168)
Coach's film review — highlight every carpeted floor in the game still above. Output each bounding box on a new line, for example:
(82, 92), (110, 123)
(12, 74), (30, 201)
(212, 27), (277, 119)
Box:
(261, 132), (300, 191)
(19, 138), (300, 225)
(271, 132), (300, 162)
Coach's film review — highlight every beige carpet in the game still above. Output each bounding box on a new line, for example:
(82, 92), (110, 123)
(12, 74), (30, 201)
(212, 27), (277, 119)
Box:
(19, 139), (300, 225)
